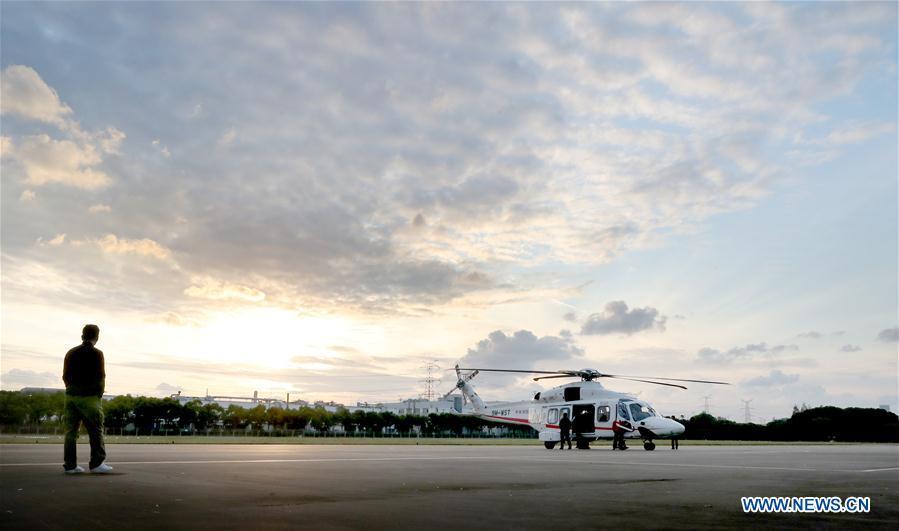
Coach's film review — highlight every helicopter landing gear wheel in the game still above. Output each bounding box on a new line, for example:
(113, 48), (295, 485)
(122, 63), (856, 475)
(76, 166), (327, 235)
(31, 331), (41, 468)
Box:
(544, 441), (557, 450)
(643, 441), (656, 451)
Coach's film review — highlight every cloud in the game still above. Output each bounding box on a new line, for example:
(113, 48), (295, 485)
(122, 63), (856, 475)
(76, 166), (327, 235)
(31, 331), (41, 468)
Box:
(151, 139), (171, 158)
(147, 312), (199, 327)
(796, 331), (823, 339)
(92, 234), (171, 260)
(35, 233), (66, 247)
(839, 344), (862, 352)
(697, 342), (799, 363)
(742, 370), (800, 387)
(1, 368), (59, 388)
(580, 301), (666, 335)
(88, 204), (111, 214)
(187, 103), (203, 118)
(1, 66), (123, 190)
(19, 189), (36, 202)
(876, 326), (899, 343)
(459, 329), (584, 369)
(289, 354), (394, 373)
(0, 65), (72, 125)
(93, 127), (125, 154)
(562, 312), (578, 322)
(818, 122), (895, 145)
(219, 127), (237, 145)
(184, 276), (266, 302)
(4, 134), (112, 189)
(0, 4), (894, 319)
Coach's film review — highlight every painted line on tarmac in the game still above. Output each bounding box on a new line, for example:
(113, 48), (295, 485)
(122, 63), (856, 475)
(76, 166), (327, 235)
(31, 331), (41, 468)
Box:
(858, 467), (899, 473)
(2, 456), (533, 467)
(0, 455), (821, 472)
(527, 458), (820, 473)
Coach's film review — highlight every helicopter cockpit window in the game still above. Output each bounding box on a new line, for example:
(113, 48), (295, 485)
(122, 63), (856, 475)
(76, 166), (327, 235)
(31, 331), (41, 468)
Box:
(597, 405), (610, 423)
(629, 403), (656, 422)
(617, 402), (630, 421)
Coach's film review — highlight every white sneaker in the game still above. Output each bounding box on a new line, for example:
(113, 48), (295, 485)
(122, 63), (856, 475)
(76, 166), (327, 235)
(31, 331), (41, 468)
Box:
(90, 463), (114, 474)
(65, 466), (85, 474)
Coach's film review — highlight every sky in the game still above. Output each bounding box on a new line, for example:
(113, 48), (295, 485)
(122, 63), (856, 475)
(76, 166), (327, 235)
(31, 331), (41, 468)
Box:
(1, 2), (896, 423)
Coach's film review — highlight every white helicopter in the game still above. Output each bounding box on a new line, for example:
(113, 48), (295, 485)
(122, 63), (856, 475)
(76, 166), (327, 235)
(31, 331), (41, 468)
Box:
(443, 365), (728, 451)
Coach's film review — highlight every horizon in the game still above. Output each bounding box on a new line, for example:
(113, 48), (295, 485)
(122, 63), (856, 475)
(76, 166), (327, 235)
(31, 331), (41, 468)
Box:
(10, 384), (893, 426)
(1, 2), (897, 423)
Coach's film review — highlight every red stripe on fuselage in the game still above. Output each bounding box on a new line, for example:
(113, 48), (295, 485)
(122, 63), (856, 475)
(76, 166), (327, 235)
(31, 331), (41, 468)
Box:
(546, 424), (614, 430)
(484, 415), (530, 424)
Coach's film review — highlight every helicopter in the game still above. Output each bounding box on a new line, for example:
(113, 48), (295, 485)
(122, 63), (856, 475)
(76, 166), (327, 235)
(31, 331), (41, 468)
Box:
(443, 365), (728, 451)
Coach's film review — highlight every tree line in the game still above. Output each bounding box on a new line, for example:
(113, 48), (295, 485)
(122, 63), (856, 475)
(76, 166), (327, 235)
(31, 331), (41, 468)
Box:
(1, 390), (896, 441)
(0, 391), (532, 437)
(680, 407), (899, 442)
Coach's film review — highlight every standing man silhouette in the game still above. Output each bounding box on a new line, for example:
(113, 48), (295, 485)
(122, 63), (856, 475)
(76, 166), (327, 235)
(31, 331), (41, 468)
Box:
(558, 411), (572, 450)
(62, 324), (113, 474)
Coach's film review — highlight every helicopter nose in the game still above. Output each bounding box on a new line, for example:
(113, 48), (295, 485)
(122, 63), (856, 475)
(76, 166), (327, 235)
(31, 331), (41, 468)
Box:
(670, 419), (685, 436)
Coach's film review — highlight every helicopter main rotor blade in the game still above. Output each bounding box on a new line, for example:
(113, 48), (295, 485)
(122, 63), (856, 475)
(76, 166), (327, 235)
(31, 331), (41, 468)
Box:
(453, 367), (729, 387)
(604, 376), (688, 390)
(456, 368), (575, 376)
(605, 374), (730, 385)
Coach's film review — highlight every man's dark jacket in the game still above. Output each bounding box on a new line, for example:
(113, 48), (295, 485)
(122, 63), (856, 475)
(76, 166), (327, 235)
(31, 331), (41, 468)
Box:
(63, 341), (105, 397)
(559, 415), (571, 434)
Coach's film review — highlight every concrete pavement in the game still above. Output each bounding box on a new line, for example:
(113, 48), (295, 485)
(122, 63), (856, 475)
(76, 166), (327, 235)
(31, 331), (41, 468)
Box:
(1, 443), (896, 529)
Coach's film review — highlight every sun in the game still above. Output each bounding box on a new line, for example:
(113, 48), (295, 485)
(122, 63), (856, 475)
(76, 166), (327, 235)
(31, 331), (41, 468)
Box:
(183, 307), (366, 368)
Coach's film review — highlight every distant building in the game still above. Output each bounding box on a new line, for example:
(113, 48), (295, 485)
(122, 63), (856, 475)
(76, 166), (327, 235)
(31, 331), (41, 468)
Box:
(169, 390), (308, 410)
(19, 388), (122, 401)
(879, 404), (891, 412)
(350, 396), (463, 415)
(19, 387), (65, 395)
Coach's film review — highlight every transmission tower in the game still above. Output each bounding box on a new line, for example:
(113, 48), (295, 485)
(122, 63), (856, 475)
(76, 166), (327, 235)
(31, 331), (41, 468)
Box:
(702, 395), (712, 415)
(741, 399), (753, 423)
(420, 360), (441, 401)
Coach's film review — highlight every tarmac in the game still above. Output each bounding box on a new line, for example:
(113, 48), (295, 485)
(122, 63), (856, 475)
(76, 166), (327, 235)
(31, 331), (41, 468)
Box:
(1, 443), (897, 530)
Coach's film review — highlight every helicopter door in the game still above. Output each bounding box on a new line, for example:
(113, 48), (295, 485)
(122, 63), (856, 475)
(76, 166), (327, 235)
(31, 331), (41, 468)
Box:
(616, 401), (632, 429)
(547, 407), (559, 426)
(572, 404), (594, 434)
(595, 404), (613, 435)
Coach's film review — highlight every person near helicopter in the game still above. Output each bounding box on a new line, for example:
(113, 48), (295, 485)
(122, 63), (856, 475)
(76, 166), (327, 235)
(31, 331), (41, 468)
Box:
(558, 411), (572, 450)
(669, 416), (680, 449)
(612, 402), (633, 450)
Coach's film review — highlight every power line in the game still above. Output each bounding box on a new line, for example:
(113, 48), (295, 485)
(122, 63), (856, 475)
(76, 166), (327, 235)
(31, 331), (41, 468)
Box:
(702, 395), (711, 415)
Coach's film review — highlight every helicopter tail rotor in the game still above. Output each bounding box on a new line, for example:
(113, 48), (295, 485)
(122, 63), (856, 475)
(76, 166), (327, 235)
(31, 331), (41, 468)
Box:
(441, 365), (485, 413)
